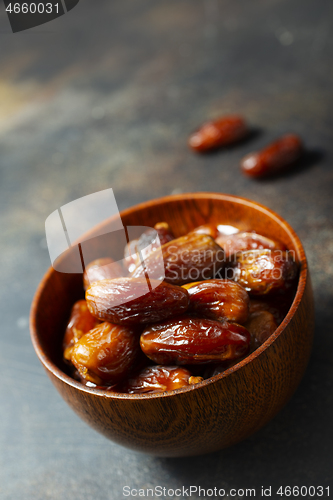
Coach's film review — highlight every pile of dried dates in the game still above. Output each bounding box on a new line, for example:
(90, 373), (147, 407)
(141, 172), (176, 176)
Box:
(63, 222), (298, 394)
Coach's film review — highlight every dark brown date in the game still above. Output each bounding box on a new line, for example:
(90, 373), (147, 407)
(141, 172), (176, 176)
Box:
(245, 311), (277, 349)
(225, 249), (298, 295)
(189, 115), (249, 152)
(120, 365), (203, 394)
(183, 279), (249, 324)
(83, 257), (124, 290)
(131, 233), (225, 285)
(71, 321), (140, 385)
(241, 134), (303, 178)
(140, 316), (250, 365)
(63, 300), (99, 361)
(86, 277), (190, 326)
(249, 299), (284, 325)
(215, 231), (286, 258)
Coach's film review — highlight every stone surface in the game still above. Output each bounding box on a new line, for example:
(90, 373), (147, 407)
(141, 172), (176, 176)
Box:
(0, 0), (332, 498)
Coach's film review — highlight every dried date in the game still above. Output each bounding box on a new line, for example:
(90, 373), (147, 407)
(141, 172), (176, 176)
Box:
(120, 365), (203, 394)
(245, 310), (277, 349)
(215, 231), (286, 258)
(86, 277), (190, 326)
(225, 249), (298, 295)
(183, 279), (249, 324)
(131, 233), (225, 285)
(140, 316), (250, 365)
(71, 321), (140, 385)
(241, 134), (303, 178)
(189, 115), (249, 152)
(63, 300), (99, 361)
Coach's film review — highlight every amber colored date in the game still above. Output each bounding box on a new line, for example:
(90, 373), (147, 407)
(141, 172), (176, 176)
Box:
(183, 279), (249, 324)
(140, 316), (250, 365)
(83, 257), (124, 290)
(225, 249), (298, 295)
(131, 233), (225, 286)
(189, 115), (249, 152)
(241, 134), (303, 178)
(63, 300), (99, 361)
(120, 365), (203, 394)
(245, 310), (277, 349)
(215, 231), (286, 258)
(189, 223), (219, 239)
(86, 277), (190, 326)
(71, 321), (140, 385)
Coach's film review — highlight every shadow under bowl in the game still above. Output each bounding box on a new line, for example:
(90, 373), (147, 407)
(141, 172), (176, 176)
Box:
(30, 192), (314, 457)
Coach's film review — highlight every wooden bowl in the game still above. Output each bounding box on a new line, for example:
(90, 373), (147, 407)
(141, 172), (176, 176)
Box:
(30, 193), (314, 457)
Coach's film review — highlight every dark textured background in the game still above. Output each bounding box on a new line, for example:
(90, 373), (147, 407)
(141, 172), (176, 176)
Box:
(0, 0), (332, 498)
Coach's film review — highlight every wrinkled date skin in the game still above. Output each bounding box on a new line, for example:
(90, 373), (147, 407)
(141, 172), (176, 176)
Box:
(189, 115), (249, 152)
(140, 316), (251, 365)
(183, 279), (249, 324)
(124, 222), (175, 273)
(131, 233), (225, 285)
(71, 321), (140, 385)
(215, 231), (286, 258)
(225, 249), (298, 295)
(63, 300), (99, 361)
(241, 134), (303, 178)
(86, 278), (190, 326)
(83, 257), (124, 290)
(245, 311), (278, 349)
(120, 365), (203, 394)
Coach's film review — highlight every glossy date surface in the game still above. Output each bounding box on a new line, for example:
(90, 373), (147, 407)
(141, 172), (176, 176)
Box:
(131, 233), (225, 285)
(245, 310), (278, 349)
(120, 365), (203, 394)
(183, 279), (249, 324)
(215, 231), (286, 258)
(71, 321), (140, 385)
(225, 249), (298, 295)
(63, 300), (99, 360)
(241, 134), (303, 178)
(140, 316), (251, 365)
(86, 278), (190, 325)
(189, 115), (249, 152)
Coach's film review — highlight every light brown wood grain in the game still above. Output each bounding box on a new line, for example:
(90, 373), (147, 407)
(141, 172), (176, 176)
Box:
(30, 193), (314, 457)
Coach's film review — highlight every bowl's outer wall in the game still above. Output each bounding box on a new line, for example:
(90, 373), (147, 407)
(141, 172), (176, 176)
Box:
(32, 194), (314, 456)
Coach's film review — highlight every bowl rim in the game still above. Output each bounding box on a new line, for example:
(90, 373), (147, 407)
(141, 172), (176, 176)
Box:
(30, 192), (307, 400)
